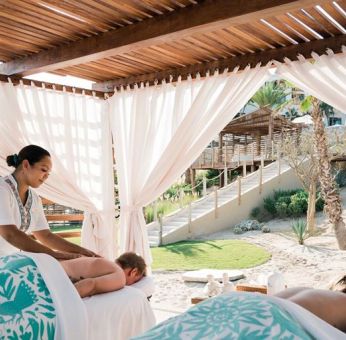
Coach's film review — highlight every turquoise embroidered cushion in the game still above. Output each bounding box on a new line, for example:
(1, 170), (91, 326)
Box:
(0, 254), (56, 339)
(133, 293), (313, 339)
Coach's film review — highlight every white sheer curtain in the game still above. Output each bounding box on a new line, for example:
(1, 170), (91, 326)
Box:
(276, 47), (346, 113)
(0, 82), (116, 259)
(109, 66), (270, 265)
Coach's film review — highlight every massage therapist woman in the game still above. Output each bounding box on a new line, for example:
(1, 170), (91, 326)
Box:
(0, 145), (98, 260)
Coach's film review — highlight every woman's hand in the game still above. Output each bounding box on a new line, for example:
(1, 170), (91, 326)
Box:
(51, 251), (82, 260)
(77, 247), (101, 257)
(33, 230), (101, 257)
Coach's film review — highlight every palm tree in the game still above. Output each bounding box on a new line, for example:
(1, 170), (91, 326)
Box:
(307, 97), (346, 249)
(249, 81), (288, 110)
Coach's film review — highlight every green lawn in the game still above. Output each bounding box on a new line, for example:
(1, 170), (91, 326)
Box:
(50, 224), (81, 233)
(151, 240), (271, 271)
(61, 238), (271, 271)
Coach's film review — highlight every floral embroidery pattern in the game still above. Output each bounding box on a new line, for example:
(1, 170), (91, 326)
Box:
(5, 177), (32, 232)
(0, 254), (56, 339)
(134, 293), (313, 340)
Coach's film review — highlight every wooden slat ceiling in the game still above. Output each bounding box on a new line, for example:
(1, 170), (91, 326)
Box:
(0, 0), (345, 92)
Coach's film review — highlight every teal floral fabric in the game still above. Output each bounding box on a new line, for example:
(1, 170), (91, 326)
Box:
(0, 254), (56, 340)
(134, 292), (313, 340)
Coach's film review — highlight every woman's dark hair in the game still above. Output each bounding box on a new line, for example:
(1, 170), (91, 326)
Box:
(6, 145), (50, 168)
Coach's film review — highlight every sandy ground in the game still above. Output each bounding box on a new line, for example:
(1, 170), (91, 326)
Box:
(151, 189), (346, 314)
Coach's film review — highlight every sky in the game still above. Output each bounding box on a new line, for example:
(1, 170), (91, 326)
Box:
(24, 72), (95, 90)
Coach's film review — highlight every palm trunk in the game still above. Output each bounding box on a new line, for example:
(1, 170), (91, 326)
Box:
(311, 98), (346, 249)
(184, 168), (192, 185)
(306, 182), (316, 234)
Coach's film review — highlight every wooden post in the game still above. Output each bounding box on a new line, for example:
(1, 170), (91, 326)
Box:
(203, 175), (207, 196)
(259, 165), (263, 194)
(224, 166), (228, 186)
(191, 168), (196, 192)
(264, 138), (268, 159)
(154, 199), (158, 221)
(223, 145), (226, 166)
(243, 160), (246, 177)
(158, 215), (163, 246)
(232, 134), (235, 154)
(212, 147), (214, 168)
(219, 132), (223, 165)
(268, 113), (273, 145)
(256, 133), (261, 156)
(214, 187), (218, 218)
(261, 154), (264, 168)
(237, 176), (241, 205)
(271, 140), (275, 160)
(278, 157), (281, 183)
(179, 188), (184, 208)
(252, 143), (254, 165)
(238, 144), (240, 166)
(188, 202), (192, 233)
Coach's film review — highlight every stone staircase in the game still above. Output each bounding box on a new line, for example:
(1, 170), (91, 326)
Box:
(147, 160), (301, 246)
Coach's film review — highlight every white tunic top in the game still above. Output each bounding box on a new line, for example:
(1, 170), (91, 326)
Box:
(0, 174), (49, 255)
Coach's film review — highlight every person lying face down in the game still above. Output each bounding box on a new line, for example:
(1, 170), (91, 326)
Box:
(60, 252), (146, 298)
(275, 286), (346, 332)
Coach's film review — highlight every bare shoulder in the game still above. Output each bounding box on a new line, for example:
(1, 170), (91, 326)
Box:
(292, 289), (346, 332)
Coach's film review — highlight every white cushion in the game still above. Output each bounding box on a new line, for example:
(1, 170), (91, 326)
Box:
(131, 276), (155, 297)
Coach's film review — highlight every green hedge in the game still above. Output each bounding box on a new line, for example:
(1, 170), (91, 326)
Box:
(262, 189), (324, 218)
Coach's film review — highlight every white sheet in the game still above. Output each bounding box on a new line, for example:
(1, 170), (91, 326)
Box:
(84, 286), (155, 340)
(23, 252), (155, 340)
(24, 252), (87, 340)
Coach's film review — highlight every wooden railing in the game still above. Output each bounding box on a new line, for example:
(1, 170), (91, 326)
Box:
(46, 214), (84, 222)
(41, 198), (84, 224)
(191, 134), (282, 169)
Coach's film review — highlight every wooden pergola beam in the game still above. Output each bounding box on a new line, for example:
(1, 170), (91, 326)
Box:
(0, 0), (331, 77)
(93, 34), (346, 91)
(0, 75), (105, 98)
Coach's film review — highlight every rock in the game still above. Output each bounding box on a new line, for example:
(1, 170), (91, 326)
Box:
(233, 219), (262, 233)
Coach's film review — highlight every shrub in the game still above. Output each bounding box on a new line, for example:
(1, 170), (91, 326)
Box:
(261, 226), (271, 233)
(288, 191), (308, 216)
(241, 225), (251, 232)
(249, 220), (262, 231)
(263, 197), (277, 215)
(275, 201), (289, 217)
(335, 169), (346, 188)
(263, 189), (323, 218)
(206, 169), (220, 187)
(250, 207), (260, 219)
(275, 196), (291, 217)
(273, 189), (301, 200)
(233, 226), (244, 234)
(292, 219), (308, 245)
(145, 207), (154, 224)
(315, 194), (325, 212)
